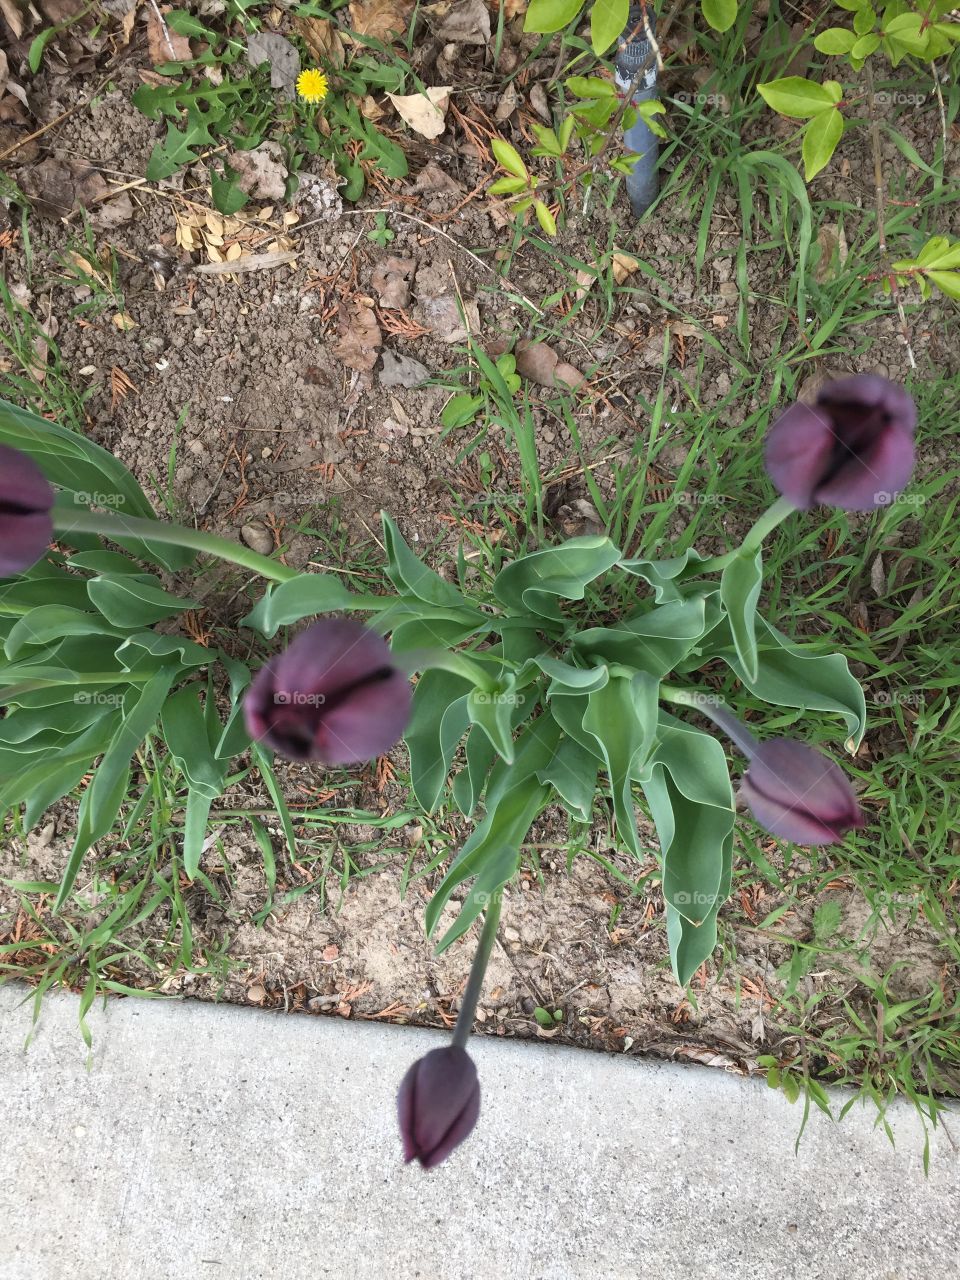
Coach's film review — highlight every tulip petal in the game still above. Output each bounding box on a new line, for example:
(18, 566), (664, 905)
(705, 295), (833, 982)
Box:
(0, 512), (54, 577)
(0, 444), (55, 514)
(243, 618), (411, 763)
(814, 423), (915, 511)
(764, 403), (836, 508)
(742, 739), (864, 845)
(0, 446), (55, 576)
(319, 670), (413, 764)
(397, 1046), (480, 1169)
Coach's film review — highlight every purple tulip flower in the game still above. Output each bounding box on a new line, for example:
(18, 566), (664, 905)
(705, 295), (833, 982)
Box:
(765, 374), (916, 511)
(0, 445), (55, 577)
(741, 739), (865, 845)
(244, 618), (411, 764)
(397, 1046), (480, 1170)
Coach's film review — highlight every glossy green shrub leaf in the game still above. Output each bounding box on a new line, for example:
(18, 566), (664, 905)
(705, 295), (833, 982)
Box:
(590, 0), (628, 55)
(802, 107), (843, 180)
(524, 0), (585, 34)
(491, 138), (528, 179)
(814, 26), (858, 53)
(757, 76), (842, 118)
(702, 0), (737, 32)
(534, 199), (557, 236)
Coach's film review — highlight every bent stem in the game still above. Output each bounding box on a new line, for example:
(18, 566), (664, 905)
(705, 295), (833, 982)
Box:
(53, 509), (300, 584)
(694, 495), (797, 574)
(451, 893), (503, 1051)
(660, 685), (759, 759)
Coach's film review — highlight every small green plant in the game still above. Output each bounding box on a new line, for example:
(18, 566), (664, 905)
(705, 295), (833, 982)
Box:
(523, 0), (739, 55)
(758, 1), (960, 179)
(131, 9), (410, 212)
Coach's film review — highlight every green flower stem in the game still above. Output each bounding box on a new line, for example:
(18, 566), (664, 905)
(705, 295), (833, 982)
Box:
(452, 893), (503, 1051)
(660, 685), (759, 759)
(52, 510), (300, 584)
(694, 496), (797, 574)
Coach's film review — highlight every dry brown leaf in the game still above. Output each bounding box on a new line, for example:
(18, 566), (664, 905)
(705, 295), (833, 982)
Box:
(425, 0), (491, 42)
(293, 15), (345, 68)
(335, 299), (381, 373)
(612, 251), (639, 283)
(147, 5), (192, 64)
(360, 94), (385, 121)
(348, 0), (413, 42)
(408, 161), (462, 196)
(371, 256), (415, 309)
(227, 141), (288, 202)
(387, 87), (451, 140)
(112, 312), (136, 331)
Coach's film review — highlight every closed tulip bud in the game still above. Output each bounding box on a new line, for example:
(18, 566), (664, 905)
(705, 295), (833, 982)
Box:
(741, 739), (865, 846)
(0, 445), (55, 577)
(397, 1046), (480, 1170)
(244, 618), (411, 764)
(765, 374), (915, 512)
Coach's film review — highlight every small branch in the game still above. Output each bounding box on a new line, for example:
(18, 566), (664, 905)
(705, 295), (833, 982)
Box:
(864, 60), (916, 370)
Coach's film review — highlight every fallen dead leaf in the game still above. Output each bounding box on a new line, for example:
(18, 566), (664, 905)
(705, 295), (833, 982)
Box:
(348, 0), (413, 41)
(418, 294), (479, 343)
(379, 349), (431, 388)
(335, 298), (382, 374)
(425, 0), (491, 43)
(112, 312), (136, 331)
(228, 141), (288, 202)
(246, 31), (300, 99)
(371, 256), (415, 309)
(147, 5), (192, 63)
(612, 250), (640, 283)
(387, 87), (451, 140)
(408, 161), (462, 196)
(293, 15), (345, 68)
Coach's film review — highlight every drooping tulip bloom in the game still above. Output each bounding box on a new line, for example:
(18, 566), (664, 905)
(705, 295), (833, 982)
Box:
(397, 1046), (480, 1170)
(244, 618), (411, 764)
(741, 739), (865, 845)
(0, 445), (55, 576)
(765, 374), (915, 511)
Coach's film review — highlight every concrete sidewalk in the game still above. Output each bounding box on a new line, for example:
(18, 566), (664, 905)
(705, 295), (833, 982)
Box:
(1, 983), (956, 1280)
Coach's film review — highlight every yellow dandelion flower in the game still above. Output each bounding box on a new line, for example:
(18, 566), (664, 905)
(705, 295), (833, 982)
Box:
(297, 68), (329, 104)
